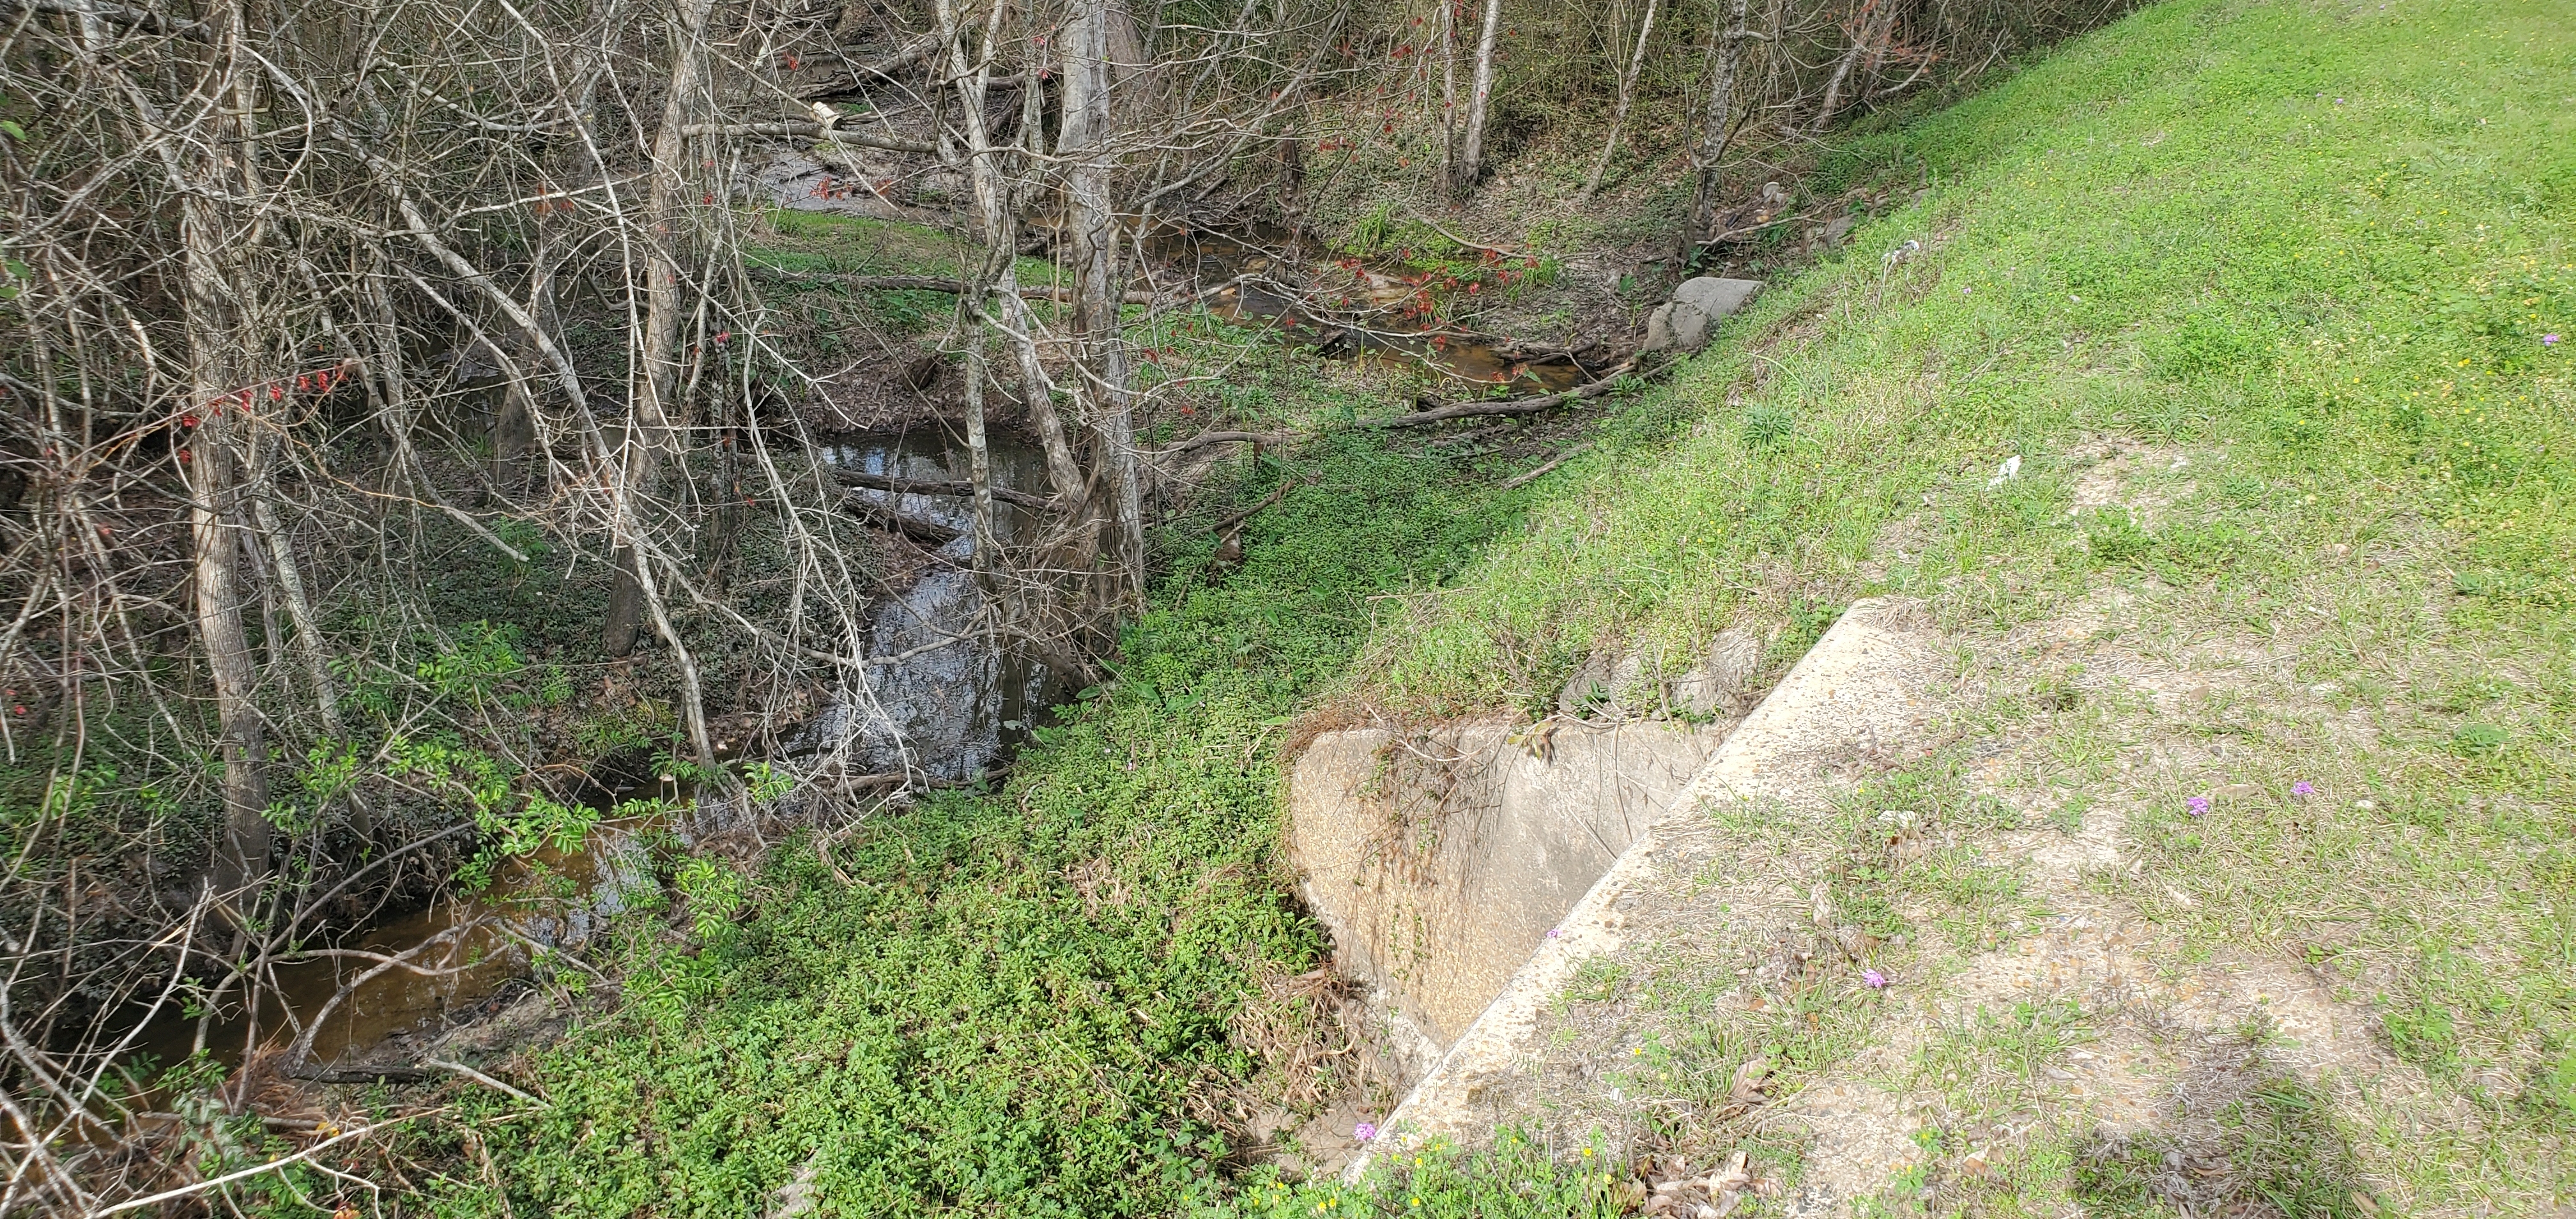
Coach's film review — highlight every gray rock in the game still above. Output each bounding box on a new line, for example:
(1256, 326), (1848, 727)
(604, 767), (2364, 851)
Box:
(1674, 275), (1765, 321)
(1639, 302), (1688, 355)
(1640, 277), (1765, 355)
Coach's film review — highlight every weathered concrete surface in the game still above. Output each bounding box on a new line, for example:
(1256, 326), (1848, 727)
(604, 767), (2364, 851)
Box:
(1353, 598), (1936, 1176)
(1287, 722), (1722, 1051)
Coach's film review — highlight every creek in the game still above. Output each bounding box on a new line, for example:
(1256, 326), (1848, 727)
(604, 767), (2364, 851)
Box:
(132, 207), (1586, 1080)
(129, 429), (1055, 1078)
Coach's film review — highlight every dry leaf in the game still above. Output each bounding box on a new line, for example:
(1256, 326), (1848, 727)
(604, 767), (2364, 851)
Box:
(1728, 1062), (1771, 1107)
(1708, 1148), (1752, 1192)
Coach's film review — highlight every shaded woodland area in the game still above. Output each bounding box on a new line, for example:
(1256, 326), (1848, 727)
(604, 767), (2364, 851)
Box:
(0, 0), (2136, 1207)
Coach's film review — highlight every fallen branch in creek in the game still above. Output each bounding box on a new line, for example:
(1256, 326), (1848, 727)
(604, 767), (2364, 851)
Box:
(684, 120), (933, 155)
(840, 493), (964, 546)
(834, 469), (1050, 510)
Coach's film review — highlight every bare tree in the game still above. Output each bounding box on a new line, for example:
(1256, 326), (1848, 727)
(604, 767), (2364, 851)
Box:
(1061, 0), (1145, 601)
(604, 0), (721, 662)
(1813, 0), (1899, 133)
(1450, 0), (1503, 195)
(1689, 0), (1759, 241)
(1579, 0), (1659, 199)
(170, 0), (275, 893)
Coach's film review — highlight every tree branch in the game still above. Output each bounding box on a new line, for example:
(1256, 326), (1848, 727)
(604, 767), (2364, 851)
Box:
(1358, 360), (1637, 429)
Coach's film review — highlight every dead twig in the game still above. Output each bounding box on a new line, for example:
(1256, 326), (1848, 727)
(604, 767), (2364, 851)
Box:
(1360, 360), (1638, 429)
(1499, 444), (1589, 489)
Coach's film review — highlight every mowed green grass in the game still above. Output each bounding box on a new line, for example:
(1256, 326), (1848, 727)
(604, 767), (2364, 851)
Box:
(1326, 0), (2575, 1207)
(1360, 0), (2573, 714)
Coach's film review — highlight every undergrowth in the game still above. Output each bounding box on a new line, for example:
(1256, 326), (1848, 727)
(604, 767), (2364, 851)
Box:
(314, 0), (2575, 1211)
(406, 434), (1551, 1215)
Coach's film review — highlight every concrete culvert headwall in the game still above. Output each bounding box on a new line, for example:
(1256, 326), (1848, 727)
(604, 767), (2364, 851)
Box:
(1286, 722), (1724, 1065)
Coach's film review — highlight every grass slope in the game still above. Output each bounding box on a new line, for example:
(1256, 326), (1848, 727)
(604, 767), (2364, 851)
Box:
(1305, 0), (2573, 1209)
(393, 0), (2573, 1211)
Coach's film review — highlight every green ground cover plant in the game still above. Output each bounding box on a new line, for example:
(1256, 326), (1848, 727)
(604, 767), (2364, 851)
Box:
(342, 0), (2570, 1210)
(410, 435), (1560, 1216)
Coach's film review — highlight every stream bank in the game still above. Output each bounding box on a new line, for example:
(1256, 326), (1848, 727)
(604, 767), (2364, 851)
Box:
(128, 427), (1063, 1084)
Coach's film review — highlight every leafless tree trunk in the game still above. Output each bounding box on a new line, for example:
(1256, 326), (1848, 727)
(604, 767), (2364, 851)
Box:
(1062, 0), (1144, 601)
(1689, 0), (1757, 241)
(1451, 0), (1503, 195)
(1580, 0), (1660, 199)
(1438, 0), (1460, 189)
(935, 0), (1006, 583)
(174, 0), (272, 893)
(604, 0), (718, 658)
(1813, 0), (1896, 132)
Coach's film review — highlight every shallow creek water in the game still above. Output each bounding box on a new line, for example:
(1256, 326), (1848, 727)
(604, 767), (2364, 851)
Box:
(130, 430), (1054, 1076)
(1140, 222), (1587, 393)
(814, 428), (1061, 783)
(137, 210), (1574, 1077)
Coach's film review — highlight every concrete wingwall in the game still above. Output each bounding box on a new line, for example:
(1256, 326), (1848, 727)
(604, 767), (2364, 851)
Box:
(1342, 598), (1916, 1175)
(1286, 722), (1724, 1055)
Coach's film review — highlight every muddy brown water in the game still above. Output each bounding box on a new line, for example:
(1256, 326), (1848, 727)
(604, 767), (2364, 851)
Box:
(128, 809), (662, 1078)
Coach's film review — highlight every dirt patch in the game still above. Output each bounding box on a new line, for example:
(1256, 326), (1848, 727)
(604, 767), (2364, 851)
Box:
(2066, 437), (2196, 527)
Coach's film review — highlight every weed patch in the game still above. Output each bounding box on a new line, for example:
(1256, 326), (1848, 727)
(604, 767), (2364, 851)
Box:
(2073, 1030), (2373, 1219)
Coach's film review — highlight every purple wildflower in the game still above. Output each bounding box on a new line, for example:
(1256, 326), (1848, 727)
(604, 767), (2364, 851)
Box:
(1353, 1123), (1377, 1141)
(1863, 969), (1889, 990)
(2545, 334), (2561, 346)
(2292, 781), (2315, 797)
(2186, 795), (2211, 817)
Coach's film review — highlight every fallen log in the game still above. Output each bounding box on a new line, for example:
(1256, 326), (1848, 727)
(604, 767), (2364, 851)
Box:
(684, 120), (933, 155)
(1148, 428), (1291, 457)
(794, 36), (938, 100)
(1499, 443), (1590, 489)
(841, 493), (964, 546)
(834, 468), (1050, 510)
(755, 268), (1162, 306)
